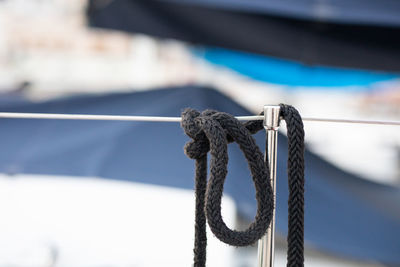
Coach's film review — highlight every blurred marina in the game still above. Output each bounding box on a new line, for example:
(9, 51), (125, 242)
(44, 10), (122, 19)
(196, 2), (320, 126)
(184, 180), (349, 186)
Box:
(0, 0), (399, 266)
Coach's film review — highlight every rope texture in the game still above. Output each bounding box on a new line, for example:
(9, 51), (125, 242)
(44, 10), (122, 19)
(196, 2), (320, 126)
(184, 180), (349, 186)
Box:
(181, 104), (304, 267)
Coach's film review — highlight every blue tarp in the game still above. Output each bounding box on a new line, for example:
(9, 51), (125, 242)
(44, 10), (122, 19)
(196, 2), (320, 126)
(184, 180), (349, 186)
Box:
(0, 86), (399, 264)
(195, 47), (399, 88)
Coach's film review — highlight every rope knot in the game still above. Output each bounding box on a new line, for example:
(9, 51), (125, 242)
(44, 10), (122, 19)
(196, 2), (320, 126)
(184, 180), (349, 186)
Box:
(181, 108), (214, 159)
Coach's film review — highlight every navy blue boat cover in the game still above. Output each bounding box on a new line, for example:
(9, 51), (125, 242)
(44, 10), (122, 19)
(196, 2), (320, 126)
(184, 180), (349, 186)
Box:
(0, 86), (399, 264)
(87, 0), (400, 72)
(155, 0), (400, 26)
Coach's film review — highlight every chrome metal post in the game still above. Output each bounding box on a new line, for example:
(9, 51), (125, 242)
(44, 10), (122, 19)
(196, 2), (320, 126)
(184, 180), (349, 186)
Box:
(257, 105), (280, 267)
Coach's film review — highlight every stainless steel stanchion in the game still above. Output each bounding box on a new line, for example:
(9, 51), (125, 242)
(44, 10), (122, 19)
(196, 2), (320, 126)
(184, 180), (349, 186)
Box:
(257, 105), (281, 267)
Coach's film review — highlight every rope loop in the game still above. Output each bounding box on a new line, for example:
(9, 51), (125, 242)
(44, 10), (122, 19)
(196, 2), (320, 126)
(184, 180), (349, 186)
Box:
(181, 108), (274, 265)
(181, 105), (304, 267)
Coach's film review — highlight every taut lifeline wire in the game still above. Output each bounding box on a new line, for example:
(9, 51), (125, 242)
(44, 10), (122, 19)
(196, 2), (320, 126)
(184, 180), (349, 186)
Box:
(0, 112), (399, 126)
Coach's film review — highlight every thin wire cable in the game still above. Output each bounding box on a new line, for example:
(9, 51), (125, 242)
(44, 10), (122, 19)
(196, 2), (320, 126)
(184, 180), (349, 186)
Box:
(0, 112), (263, 122)
(0, 112), (399, 126)
(301, 117), (400, 126)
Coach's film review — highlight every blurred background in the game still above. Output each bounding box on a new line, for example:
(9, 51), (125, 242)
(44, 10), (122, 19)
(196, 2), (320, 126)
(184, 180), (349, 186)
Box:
(0, 0), (399, 266)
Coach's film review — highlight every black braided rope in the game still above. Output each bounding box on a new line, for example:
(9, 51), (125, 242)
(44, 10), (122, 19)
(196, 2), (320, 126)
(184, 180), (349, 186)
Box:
(181, 104), (304, 267)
